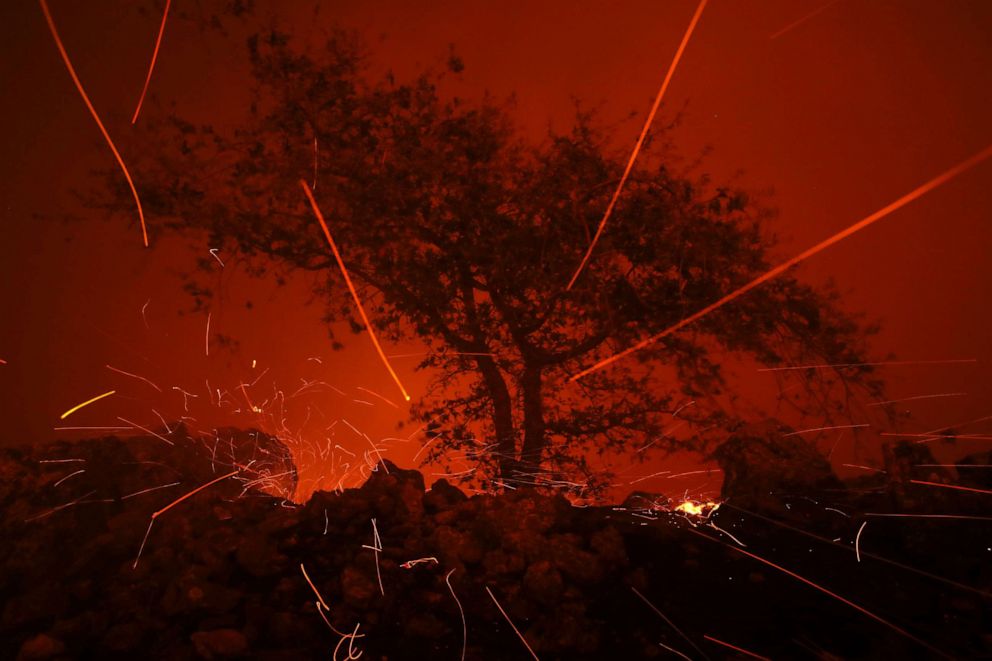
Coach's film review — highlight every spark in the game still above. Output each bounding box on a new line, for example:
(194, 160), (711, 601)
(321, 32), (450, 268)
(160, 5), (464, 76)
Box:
(843, 463), (885, 473)
(399, 557), (438, 569)
(360, 518), (384, 596)
(131, 0), (171, 123)
(865, 512), (992, 522)
(205, 312), (211, 356)
(855, 521), (867, 562)
(301, 563), (330, 610)
(708, 521), (746, 547)
(355, 386), (400, 409)
(39, 0), (148, 246)
(141, 299), (151, 328)
(301, 180), (411, 401)
(917, 463), (992, 469)
(117, 416), (175, 445)
(53, 426), (131, 431)
(667, 468), (721, 479)
(486, 586), (540, 661)
(657, 642), (693, 661)
(570, 145), (992, 381)
(133, 471), (238, 569)
(758, 358), (977, 372)
(769, 0), (842, 40)
(332, 622), (364, 661)
(60, 390), (116, 420)
(39, 458), (85, 463)
(121, 481), (180, 500)
(52, 469), (85, 487)
(152, 470), (238, 520)
(25, 490), (96, 522)
(726, 503), (992, 598)
(566, 0), (708, 290)
(783, 423), (868, 437)
(868, 392), (966, 407)
(445, 570), (467, 661)
(703, 635), (770, 660)
(910, 479), (992, 496)
(208, 248), (225, 267)
(631, 587), (709, 660)
(106, 364), (162, 392)
(687, 528), (951, 658)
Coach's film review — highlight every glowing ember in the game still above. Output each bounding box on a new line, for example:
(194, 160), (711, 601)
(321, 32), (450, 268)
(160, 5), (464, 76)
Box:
(674, 499), (720, 518)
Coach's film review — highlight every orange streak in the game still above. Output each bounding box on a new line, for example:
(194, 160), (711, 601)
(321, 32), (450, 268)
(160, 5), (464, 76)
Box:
(60, 390), (116, 419)
(131, 0), (171, 124)
(687, 528), (951, 658)
(300, 180), (411, 402)
(570, 144), (992, 381)
(910, 479), (992, 496)
(703, 635), (770, 660)
(151, 470), (238, 519)
(566, 0), (708, 291)
(300, 563), (330, 610)
(39, 0), (148, 247)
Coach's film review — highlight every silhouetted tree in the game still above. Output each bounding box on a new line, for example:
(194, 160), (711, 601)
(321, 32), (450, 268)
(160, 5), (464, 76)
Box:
(98, 27), (884, 494)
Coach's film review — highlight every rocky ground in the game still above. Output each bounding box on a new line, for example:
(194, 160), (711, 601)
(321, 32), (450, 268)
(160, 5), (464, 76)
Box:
(1, 432), (990, 660)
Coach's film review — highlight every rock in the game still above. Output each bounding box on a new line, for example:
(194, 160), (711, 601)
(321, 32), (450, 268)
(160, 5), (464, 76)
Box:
(190, 628), (249, 659)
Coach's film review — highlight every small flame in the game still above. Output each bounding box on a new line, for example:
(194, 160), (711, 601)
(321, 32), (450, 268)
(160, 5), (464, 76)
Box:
(674, 499), (720, 518)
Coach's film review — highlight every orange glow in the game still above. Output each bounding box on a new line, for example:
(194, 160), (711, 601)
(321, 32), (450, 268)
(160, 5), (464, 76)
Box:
(59, 389), (116, 420)
(300, 179), (412, 402)
(570, 143), (992, 381)
(674, 499), (719, 517)
(566, 0), (708, 291)
(131, 0), (171, 124)
(38, 0), (149, 247)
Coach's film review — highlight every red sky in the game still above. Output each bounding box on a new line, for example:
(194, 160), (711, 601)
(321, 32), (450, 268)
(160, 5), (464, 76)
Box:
(2, 0), (991, 499)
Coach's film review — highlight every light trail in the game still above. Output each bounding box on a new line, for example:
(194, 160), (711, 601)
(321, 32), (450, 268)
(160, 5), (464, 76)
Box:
(725, 503), (992, 598)
(52, 469), (86, 487)
(769, 0), (842, 40)
(301, 180), (411, 401)
(151, 470), (238, 520)
(910, 479), (992, 496)
(758, 358), (976, 372)
(566, 0), (708, 290)
(868, 392), (966, 407)
(39, 0), (149, 246)
(445, 569), (467, 661)
(855, 521), (867, 562)
(570, 144), (992, 381)
(117, 416), (174, 445)
(686, 527), (952, 658)
(300, 563), (330, 610)
(106, 364), (162, 392)
(865, 512), (992, 522)
(130, 0), (171, 124)
(60, 390), (116, 420)
(703, 635), (770, 660)
(486, 586), (540, 660)
(631, 587), (710, 660)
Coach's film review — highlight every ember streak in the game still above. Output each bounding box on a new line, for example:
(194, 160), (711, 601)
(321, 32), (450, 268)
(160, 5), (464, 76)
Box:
(2, 1), (992, 659)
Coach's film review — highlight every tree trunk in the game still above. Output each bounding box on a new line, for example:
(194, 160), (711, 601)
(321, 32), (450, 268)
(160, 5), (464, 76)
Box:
(519, 364), (546, 473)
(476, 356), (518, 483)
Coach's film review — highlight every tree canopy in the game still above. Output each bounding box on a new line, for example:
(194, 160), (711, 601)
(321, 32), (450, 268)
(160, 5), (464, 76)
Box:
(98, 27), (884, 496)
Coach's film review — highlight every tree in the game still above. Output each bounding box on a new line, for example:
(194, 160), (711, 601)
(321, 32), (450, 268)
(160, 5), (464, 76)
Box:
(98, 27), (884, 495)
